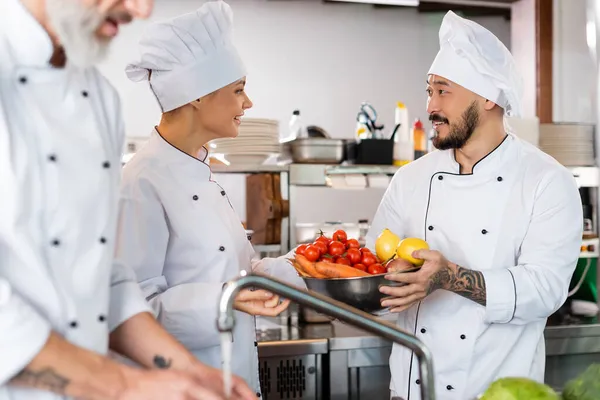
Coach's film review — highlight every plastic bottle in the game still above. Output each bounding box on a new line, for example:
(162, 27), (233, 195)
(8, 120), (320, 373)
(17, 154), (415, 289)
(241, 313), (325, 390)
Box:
(282, 110), (308, 143)
(413, 119), (427, 160)
(392, 102), (414, 166)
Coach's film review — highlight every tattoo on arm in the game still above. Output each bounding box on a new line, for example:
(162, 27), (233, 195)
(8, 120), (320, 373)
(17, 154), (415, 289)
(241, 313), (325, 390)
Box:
(11, 368), (70, 394)
(153, 355), (172, 369)
(428, 265), (487, 306)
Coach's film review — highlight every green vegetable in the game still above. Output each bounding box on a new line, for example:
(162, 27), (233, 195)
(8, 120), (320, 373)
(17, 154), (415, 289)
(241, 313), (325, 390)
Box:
(563, 364), (600, 400)
(481, 377), (559, 400)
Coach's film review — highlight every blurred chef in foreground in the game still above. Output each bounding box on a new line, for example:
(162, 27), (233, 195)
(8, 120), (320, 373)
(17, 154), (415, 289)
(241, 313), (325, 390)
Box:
(116, 1), (305, 394)
(367, 11), (582, 400)
(0, 0), (255, 399)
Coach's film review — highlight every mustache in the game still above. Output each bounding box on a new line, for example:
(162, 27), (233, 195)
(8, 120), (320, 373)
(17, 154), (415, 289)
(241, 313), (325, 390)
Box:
(106, 11), (133, 24)
(429, 114), (449, 124)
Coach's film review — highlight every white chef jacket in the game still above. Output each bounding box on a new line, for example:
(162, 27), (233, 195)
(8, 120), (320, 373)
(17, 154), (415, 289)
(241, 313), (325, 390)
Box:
(116, 129), (305, 394)
(0, 1), (151, 399)
(367, 133), (582, 400)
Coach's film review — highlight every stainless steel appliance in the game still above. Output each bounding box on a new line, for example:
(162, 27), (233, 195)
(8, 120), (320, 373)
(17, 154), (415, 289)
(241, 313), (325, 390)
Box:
(218, 274), (436, 400)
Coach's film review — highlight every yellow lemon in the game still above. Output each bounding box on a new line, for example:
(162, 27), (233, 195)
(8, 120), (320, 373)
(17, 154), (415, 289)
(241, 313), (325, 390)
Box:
(396, 238), (429, 266)
(375, 228), (401, 262)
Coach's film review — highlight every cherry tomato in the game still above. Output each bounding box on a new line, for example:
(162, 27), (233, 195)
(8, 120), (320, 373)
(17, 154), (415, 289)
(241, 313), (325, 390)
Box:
(296, 244), (308, 256)
(321, 257), (334, 263)
(346, 248), (362, 265)
(353, 263), (367, 272)
(313, 241), (328, 256)
(304, 245), (320, 262)
(368, 263), (386, 275)
(336, 257), (352, 266)
(328, 241), (346, 257)
(361, 252), (377, 267)
(332, 229), (348, 243)
(346, 239), (360, 249)
(360, 247), (372, 256)
(315, 235), (329, 245)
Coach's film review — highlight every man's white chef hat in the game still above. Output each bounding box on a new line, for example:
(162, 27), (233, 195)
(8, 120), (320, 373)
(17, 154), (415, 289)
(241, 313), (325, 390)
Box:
(428, 11), (523, 118)
(125, 1), (246, 113)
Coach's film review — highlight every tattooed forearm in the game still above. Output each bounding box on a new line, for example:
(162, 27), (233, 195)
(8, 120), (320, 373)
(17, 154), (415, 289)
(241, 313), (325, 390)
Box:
(11, 367), (69, 394)
(428, 264), (487, 306)
(153, 355), (172, 369)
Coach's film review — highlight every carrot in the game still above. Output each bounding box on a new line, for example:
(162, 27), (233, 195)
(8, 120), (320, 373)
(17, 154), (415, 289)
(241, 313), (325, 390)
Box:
(293, 261), (311, 278)
(295, 254), (328, 278)
(315, 262), (370, 278)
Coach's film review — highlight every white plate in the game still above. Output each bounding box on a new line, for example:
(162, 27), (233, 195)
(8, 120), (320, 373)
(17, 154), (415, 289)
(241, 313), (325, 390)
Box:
(226, 154), (272, 165)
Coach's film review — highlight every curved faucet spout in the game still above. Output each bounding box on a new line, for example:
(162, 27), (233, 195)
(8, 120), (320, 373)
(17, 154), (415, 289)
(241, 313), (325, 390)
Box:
(217, 273), (436, 400)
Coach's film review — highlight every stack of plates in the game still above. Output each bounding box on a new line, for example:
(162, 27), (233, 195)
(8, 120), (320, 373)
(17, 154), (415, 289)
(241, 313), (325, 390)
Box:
(539, 123), (595, 167)
(209, 118), (281, 165)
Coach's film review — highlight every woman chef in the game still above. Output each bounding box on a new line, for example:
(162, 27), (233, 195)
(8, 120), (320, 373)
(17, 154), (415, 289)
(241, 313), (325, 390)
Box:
(116, 1), (305, 395)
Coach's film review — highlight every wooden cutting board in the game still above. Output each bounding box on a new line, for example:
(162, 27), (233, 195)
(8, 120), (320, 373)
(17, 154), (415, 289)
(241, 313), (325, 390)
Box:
(246, 173), (289, 245)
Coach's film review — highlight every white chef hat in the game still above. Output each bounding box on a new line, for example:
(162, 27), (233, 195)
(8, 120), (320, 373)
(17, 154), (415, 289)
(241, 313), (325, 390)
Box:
(428, 11), (523, 117)
(125, 0), (246, 112)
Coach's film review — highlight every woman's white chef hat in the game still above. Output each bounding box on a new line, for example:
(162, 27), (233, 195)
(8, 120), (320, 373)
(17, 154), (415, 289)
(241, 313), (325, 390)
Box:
(125, 1), (246, 112)
(428, 11), (523, 118)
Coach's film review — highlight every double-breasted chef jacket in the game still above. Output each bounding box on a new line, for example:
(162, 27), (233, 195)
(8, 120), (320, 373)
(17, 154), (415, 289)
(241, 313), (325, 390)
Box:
(0, 1), (151, 399)
(367, 133), (583, 400)
(116, 129), (305, 395)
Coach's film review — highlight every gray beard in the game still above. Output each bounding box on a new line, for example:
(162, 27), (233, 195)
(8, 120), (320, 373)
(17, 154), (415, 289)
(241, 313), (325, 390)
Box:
(46, 0), (109, 68)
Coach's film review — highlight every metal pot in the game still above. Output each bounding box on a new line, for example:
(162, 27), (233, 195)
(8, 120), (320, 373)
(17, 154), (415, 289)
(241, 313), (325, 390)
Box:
(289, 138), (344, 164)
(302, 269), (418, 313)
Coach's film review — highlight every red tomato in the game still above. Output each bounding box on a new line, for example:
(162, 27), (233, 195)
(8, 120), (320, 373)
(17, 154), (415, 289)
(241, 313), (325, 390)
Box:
(346, 248), (362, 265)
(346, 239), (360, 249)
(313, 241), (328, 255)
(328, 241), (346, 257)
(368, 263), (386, 275)
(304, 245), (320, 262)
(336, 257), (352, 266)
(353, 263), (367, 272)
(361, 252), (377, 267)
(315, 235), (330, 245)
(332, 229), (348, 243)
(360, 247), (372, 255)
(296, 244), (308, 256)
(321, 257), (334, 263)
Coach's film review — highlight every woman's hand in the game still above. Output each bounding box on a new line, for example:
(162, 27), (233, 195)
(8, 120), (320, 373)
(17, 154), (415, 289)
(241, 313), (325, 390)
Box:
(234, 289), (290, 317)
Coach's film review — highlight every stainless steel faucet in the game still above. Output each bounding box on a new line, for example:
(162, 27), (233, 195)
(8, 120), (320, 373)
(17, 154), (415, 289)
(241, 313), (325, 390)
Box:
(217, 273), (436, 400)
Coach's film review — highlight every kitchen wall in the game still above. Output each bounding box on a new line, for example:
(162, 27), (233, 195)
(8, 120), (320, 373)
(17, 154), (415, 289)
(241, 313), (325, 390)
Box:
(100, 0), (511, 224)
(99, 0), (511, 142)
(553, 0), (596, 124)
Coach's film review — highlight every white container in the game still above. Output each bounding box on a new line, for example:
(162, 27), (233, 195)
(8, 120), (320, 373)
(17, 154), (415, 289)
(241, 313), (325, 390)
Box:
(282, 110), (308, 143)
(392, 102), (414, 166)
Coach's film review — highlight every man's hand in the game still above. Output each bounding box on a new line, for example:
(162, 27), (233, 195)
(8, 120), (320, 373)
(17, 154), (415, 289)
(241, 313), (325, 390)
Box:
(185, 362), (257, 400)
(379, 249), (487, 312)
(109, 313), (256, 399)
(234, 289), (290, 317)
(379, 249), (450, 312)
(118, 367), (233, 400)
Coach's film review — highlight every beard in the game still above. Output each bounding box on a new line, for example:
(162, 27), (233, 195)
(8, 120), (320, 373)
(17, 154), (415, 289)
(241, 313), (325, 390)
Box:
(46, 0), (109, 68)
(430, 101), (480, 150)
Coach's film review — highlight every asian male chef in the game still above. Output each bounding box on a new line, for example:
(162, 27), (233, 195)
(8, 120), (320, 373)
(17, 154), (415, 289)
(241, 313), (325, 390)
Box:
(367, 11), (583, 400)
(0, 1), (255, 399)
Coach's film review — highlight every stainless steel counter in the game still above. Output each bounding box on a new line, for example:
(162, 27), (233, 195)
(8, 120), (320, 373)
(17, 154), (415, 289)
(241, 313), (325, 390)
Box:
(255, 317), (600, 399)
(257, 316), (600, 354)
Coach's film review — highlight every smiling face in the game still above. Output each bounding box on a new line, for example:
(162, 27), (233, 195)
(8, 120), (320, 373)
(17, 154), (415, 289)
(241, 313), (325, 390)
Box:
(193, 78), (253, 140)
(45, 0), (153, 67)
(426, 74), (483, 150)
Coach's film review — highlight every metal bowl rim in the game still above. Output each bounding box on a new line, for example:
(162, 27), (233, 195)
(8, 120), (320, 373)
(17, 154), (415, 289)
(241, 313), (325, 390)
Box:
(301, 267), (420, 281)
